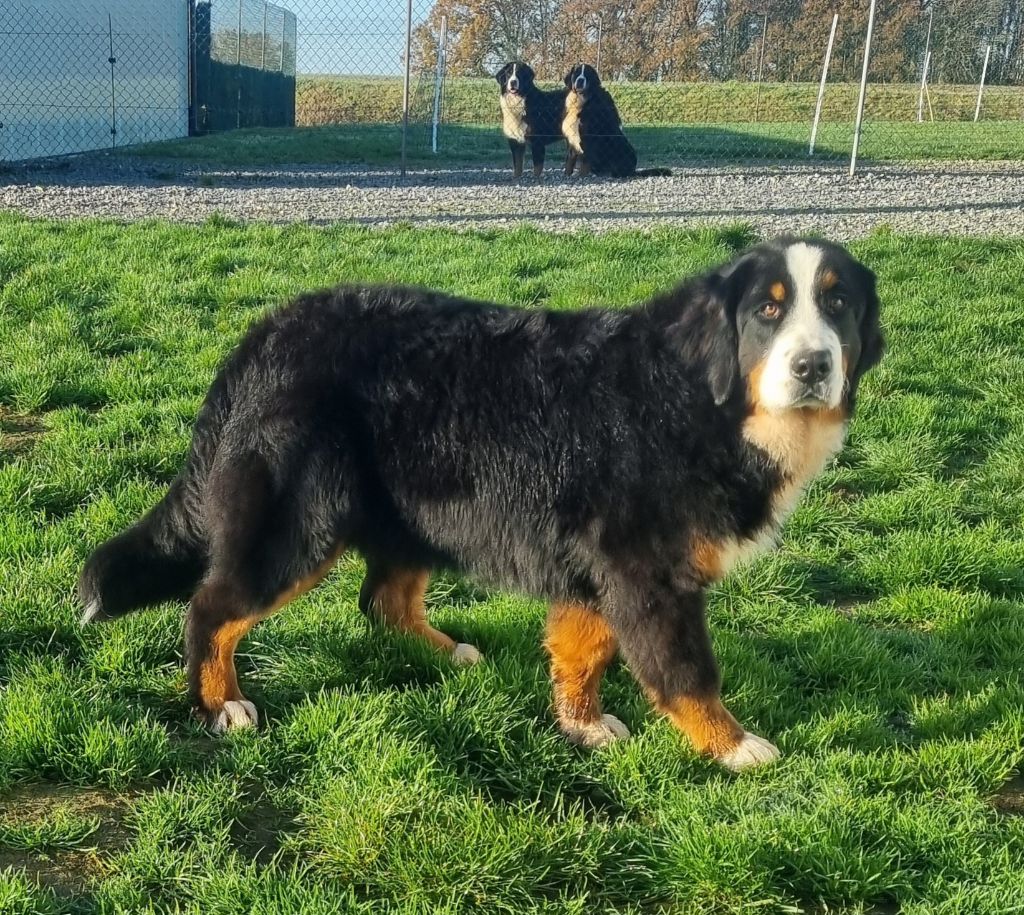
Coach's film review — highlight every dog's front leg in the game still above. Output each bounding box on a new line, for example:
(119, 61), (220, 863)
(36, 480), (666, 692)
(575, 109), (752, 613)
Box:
(605, 578), (780, 771)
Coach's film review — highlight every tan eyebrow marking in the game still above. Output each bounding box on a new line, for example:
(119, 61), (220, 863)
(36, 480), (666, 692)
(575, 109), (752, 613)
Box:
(820, 268), (839, 291)
(769, 282), (786, 303)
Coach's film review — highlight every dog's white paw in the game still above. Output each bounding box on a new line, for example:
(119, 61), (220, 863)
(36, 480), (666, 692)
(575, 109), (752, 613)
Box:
(717, 732), (780, 771)
(210, 700), (259, 735)
(560, 713), (631, 749)
(451, 642), (483, 666)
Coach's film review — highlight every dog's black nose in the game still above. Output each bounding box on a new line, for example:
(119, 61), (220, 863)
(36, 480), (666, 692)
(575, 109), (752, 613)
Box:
(791, 350), (832, 384)
(508, 78), (518, 90)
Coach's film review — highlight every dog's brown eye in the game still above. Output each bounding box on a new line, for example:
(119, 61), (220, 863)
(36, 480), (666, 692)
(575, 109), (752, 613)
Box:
(759, 302), (783, 320)
(829, 294), (848, 313)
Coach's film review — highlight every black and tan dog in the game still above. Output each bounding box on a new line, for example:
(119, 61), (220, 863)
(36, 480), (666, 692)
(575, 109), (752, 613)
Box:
(562, 63), (670, 178)
(495, 61), (567, 177)
(79, 238), (882, 771)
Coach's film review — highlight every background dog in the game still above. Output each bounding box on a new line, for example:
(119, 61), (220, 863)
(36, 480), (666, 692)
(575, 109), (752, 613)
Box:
(562, 63), (671, 178)
(79, 238), (882, 770)
(495, 62), (567, 177)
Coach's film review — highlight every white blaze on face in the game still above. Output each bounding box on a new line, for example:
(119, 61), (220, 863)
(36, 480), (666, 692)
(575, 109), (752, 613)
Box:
(757, 242), (845, 411)
(574, 65), (587, 90)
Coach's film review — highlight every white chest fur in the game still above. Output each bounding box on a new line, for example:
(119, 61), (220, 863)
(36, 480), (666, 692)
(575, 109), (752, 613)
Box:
(500, 93), (528, 144)
(714, 410), (848, 578)
(562, 94), (584, 154)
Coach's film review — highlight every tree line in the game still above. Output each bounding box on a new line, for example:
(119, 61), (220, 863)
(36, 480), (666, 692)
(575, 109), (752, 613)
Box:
(413, 0), (1024, 85)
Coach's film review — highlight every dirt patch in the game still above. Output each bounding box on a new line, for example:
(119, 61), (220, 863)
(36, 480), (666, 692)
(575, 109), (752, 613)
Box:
(230, 796), (300, 864)
(0, 784), (136, 897)
(992, 773), (1024, 816)
(0, 406), (44, 455)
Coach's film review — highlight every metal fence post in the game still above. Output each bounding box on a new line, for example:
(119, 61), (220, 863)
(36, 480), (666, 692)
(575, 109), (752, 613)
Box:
(917, 6), (933, 123)
(432, 15), (447, 154)
(754, 13), (768, 123)
(107, 13), (117, 148)
(917, 51), (931, 123)
(975, 44), (991, 122)
(261, 2), (268, 71)
(809, 13), (838, 156)
(849, 0), (876, 177)
(401, 0), (413, 177)
(236, 0), (243, 128)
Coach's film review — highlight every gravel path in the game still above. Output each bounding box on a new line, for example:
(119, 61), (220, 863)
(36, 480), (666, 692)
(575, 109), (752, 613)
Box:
(3, 153), (1024, 237)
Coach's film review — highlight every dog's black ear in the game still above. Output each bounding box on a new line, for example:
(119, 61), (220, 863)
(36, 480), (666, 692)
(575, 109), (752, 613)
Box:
(851, 262), (885, 393)
(563, 67), (573, 87)
(495, 63), (510, 85)
(700, 252), (758, 406)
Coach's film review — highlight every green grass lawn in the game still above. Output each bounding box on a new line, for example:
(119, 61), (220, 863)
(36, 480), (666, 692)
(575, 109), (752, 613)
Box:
(2, 217), (1024, 913)
(135, 120), (1024, 168)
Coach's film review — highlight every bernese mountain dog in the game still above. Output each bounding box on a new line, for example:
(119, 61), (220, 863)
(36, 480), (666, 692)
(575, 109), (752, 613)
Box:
(562, 63), (670, 178)
(79, 238), (883, 771)
(495, 61), (567, 178)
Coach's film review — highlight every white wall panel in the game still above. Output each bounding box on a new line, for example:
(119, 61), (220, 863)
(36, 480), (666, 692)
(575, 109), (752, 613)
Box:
(0, 1), (189, 160)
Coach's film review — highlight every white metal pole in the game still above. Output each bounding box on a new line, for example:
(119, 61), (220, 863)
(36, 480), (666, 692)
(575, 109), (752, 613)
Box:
(432, 16), (447, 153)
(850, 0), (877, 177)
(975, 44), (991, 122)
(401, 0), (413, 179)
(917, 50), (931, 123)
(917, 7), (933, 123)
(809, 13), (839, 155)
(754, 13), (768, 122)
(595, 15), (603, 73)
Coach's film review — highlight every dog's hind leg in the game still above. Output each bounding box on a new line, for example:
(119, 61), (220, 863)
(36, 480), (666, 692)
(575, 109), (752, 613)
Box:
(359, 562), (482, 666)
(545, 603), (628, 748)
(186, 451), (346, 732)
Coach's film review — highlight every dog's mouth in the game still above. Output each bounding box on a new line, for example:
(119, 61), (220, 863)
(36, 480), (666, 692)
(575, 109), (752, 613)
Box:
(790, 383), (836, 409)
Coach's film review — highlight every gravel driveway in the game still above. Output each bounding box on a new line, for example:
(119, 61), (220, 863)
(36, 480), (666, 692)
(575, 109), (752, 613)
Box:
(3, 154), (1023, 237)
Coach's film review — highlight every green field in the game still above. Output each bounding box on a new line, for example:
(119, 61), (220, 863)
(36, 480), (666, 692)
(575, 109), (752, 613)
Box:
(2, 219), (1024, 913)
(299, 76), (1024, 126)
(137, 119), (1024, 167)
(128, 76), (1024, 167)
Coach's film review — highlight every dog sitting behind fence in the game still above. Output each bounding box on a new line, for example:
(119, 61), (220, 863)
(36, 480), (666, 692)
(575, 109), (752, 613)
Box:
(495, 62), (567, 177)
(562, 64), (671, 178)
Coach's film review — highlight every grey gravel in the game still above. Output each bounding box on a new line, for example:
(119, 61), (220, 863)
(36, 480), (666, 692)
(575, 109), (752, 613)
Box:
(3, 153), (1024, 238)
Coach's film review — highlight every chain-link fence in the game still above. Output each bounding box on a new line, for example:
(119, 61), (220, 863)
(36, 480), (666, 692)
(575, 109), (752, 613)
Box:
(0, 0), (295, 161)
(2, 0), (1023, 169)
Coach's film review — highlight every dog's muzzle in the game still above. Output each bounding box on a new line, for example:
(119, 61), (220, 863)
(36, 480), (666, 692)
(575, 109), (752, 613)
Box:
(790, 349), (834, 404)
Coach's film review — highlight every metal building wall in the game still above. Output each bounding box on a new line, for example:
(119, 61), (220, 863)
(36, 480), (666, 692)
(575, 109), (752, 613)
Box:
(0, 0), (189, 161)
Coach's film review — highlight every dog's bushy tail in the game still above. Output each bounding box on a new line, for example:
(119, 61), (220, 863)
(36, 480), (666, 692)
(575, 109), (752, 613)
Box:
(78, 476), (206, 625)
(633, 167), (672, 178)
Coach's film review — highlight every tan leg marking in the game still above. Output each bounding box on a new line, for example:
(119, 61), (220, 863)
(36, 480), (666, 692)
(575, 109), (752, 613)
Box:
(545, 603), (628, 747)
(366, 567), (481, 664)
(659, 694), (780, 771)
(198, 545), (346, 718)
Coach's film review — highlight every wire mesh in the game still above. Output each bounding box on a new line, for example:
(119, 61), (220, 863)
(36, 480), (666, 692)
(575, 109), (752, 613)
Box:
(2, 0), (1023, 168)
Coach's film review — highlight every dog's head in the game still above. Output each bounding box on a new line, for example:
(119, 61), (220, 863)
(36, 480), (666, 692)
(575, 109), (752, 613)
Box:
(680, 238), (884, 415)
(495, 61), (536, 97)
(563, 63), (601, 97)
